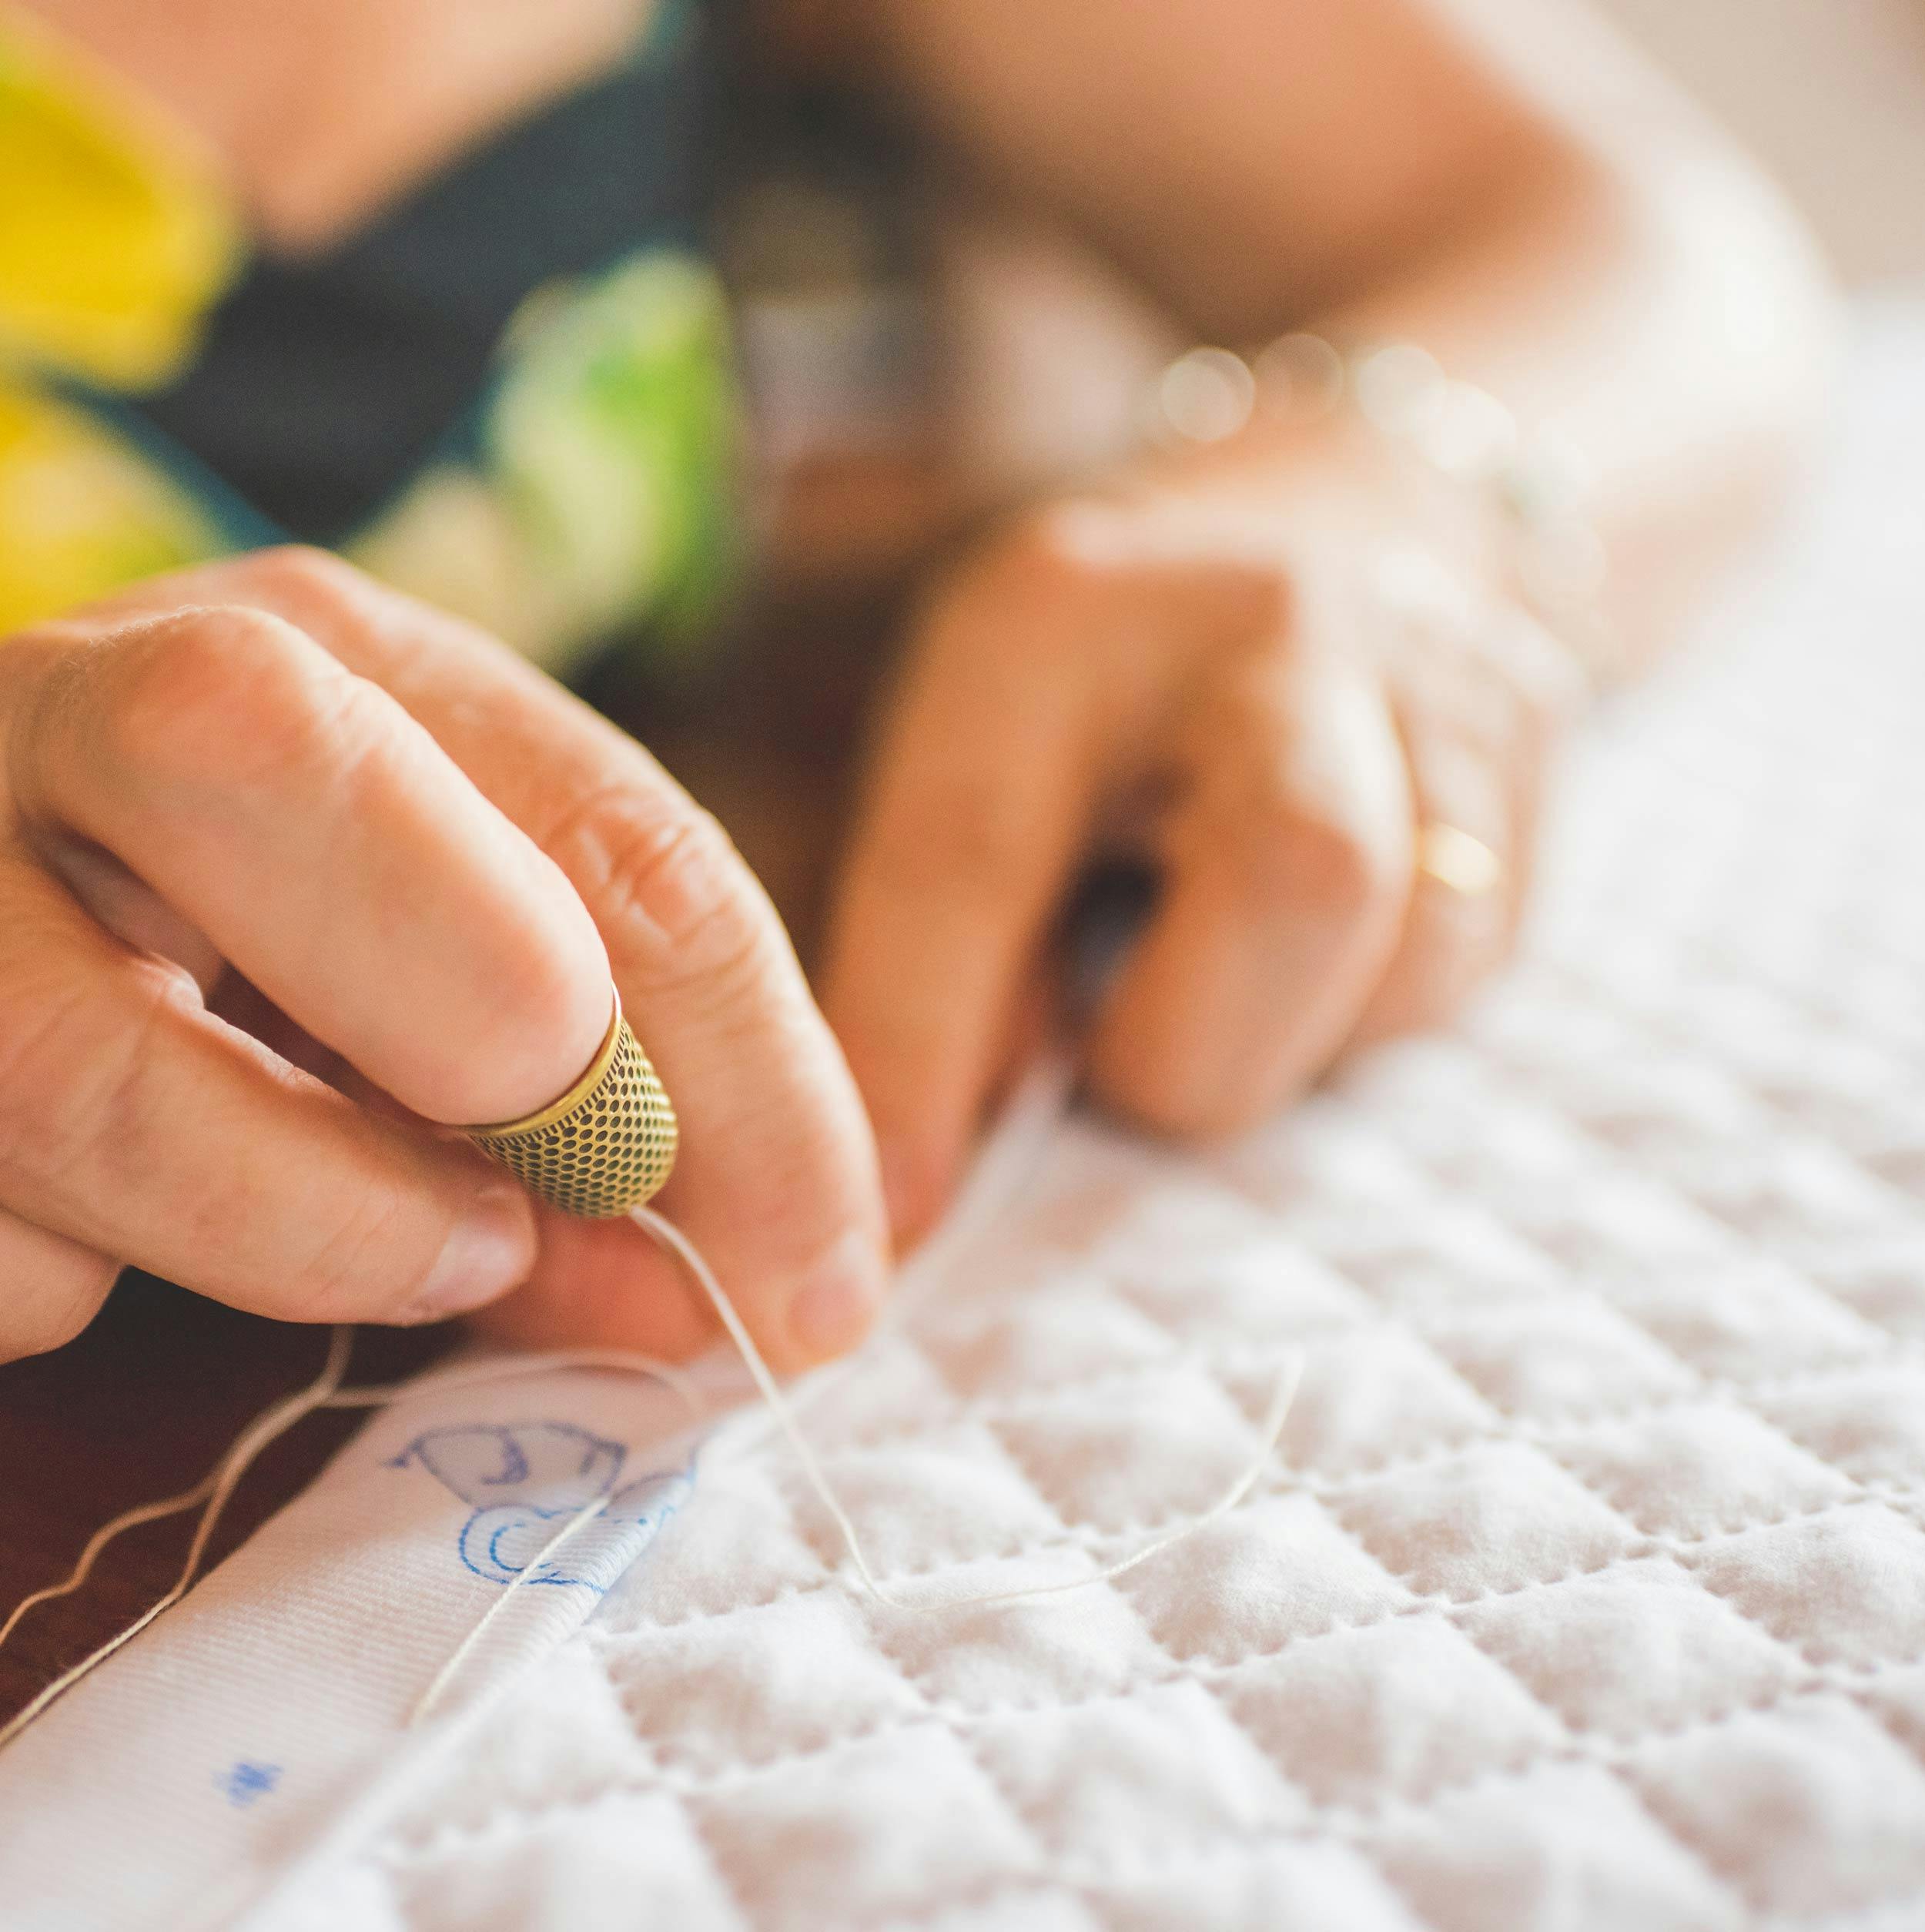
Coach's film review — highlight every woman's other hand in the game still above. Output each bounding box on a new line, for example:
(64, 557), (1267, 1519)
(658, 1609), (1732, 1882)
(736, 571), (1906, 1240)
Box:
(0, 548), (886, 1368)
(823, 435), (1585, 1243)
(825, 0), (1833, 1244)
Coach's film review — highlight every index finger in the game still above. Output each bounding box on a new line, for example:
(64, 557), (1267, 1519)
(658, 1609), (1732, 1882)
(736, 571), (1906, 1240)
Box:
(9, 603), (612, 1130)
(819, 593), (1101, 1243)
(127, 550), (891, 1372)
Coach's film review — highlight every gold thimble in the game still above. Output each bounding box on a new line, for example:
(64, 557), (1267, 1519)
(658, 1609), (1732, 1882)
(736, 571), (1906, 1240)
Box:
(463, 992), (678, 1217)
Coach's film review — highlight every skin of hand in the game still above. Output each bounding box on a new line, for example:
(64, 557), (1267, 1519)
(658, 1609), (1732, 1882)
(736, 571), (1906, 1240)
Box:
(847, 0), (1836, 658)
(822, 424), (1585, 1244)
(0, 548), (888, 1368)
(813, 0), (1833, 1241)
(25, 0), (656, 252)
(12, 0), (1835, 1339)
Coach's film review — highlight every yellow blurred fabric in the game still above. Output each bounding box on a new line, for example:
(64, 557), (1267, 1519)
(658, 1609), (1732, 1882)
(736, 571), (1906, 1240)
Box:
(0, 7), (237, 387)
(0, 386), (219, 631)
(0, 7), (738, 663)
(0, 8), (237, 628)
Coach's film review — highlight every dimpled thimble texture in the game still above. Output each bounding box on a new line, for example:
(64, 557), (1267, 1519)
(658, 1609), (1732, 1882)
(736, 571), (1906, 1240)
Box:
(465, 1004), (678, 1217)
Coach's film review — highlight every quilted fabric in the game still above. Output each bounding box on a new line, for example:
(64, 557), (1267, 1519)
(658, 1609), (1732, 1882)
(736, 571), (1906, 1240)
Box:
(233, 304), (1925, 1932)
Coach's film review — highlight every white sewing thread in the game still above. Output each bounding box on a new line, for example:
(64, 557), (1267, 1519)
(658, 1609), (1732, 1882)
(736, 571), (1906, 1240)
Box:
(0, 1476), (219, 1653)
(0, 1324), (355, 1752)
(336, 1348), (711, 1724)
(732, 1056), (1074, 1457)
(0, 1328), (387, 1659)
(1, 1200), (1303, 1741)
(631, 1204), (1306, 1612)
(407, 1492), (614, 1726)
(0, 1336), (705, 1748)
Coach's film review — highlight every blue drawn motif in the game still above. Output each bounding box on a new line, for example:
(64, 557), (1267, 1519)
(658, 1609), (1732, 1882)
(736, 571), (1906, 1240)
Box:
(218, 1761), (281, 1808)
(391, 1421), (695, 1590)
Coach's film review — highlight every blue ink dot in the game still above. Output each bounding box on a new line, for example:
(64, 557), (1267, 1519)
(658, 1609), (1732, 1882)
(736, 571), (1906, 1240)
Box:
(219, 1760), (282, 1808)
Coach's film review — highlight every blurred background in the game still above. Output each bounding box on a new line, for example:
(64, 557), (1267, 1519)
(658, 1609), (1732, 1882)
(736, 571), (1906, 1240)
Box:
(739, 0), (1925, 605)
(1597, 0), (1925, 286)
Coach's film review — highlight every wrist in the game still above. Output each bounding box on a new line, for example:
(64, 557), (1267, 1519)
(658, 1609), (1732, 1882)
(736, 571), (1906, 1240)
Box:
(1131, 333), (1618, 691)
(1129, 394), (1513, 630)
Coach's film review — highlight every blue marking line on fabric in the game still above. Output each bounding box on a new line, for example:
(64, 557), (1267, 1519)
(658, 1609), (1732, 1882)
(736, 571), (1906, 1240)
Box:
(216, 1761), (281, 1809)
(0, 1336), (711, 1749)
(0, 1073), (1300, 1742)
(390, 1420), (699, 1589)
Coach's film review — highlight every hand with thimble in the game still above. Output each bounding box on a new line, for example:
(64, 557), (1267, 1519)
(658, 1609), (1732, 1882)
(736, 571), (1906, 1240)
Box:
(0, 550), (889, 1370)
(0, 0), (1830, 1374)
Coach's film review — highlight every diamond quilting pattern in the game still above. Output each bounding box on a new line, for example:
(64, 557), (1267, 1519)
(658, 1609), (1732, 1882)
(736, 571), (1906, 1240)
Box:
(297, 320), (1925, 1930)
(1629, 1701), (1925, 1917)
(1373, 1760), (1738, 1932)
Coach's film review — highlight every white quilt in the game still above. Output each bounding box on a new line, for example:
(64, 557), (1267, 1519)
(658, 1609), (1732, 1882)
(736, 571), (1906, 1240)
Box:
(5, 303), (1925, 1932)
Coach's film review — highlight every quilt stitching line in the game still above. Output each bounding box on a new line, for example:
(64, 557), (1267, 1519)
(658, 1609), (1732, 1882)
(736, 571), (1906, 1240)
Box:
(1297, 1044), (1925, 1919)
(1351, 1064), (1904, 1346)
(367, 1652), (1925, 1905)
(750, 1304), (1915, 1562)
(1293, 1070), (1925, 1491)
(400, 1520), (1925, 1857)
(1615, 1696), (1925, 1923)
(1254, 1435), (1773, 1920)
(360, 718), (1925, 1930)
(718, 1042), (1919, 1482)
(576, 1483), (1913, 1682)
(554, 1304), (1925, 1925)
(1209, 1130), (1913, 1418)
(1463, 981), (1925, 1325)
(1739, 1398), (1925, 1503)
(477, 1156), (1925, 1919)
(1569, 945), (1925, 1104)
(1669, 1508), (1925, 1686)
(683, 1625), (1069, 1932)
(1439, 1592), (1803, 1924)
(571, 1507), (1893, 1770)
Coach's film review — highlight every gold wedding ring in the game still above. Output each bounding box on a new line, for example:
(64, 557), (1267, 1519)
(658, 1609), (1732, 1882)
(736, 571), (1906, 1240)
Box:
(463, 992), (678, 1217)
(1417, 822), (1505, 899)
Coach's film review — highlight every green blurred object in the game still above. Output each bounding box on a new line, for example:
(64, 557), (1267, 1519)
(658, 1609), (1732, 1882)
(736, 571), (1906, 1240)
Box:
(354, 250), (744, 682)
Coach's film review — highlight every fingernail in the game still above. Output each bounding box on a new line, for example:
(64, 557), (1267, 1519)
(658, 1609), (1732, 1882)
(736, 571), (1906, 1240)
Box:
(786, 1231), (886, 1361)
(407, 1186), (537, 1323)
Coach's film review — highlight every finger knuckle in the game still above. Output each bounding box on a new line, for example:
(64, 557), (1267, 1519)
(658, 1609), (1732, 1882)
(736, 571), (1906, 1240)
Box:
(85, 604), (356, 795)
(553, 786), (780, 1003)
(0, 956), (196, 1184)
(1235, 795), (1395, 919)
(235, 543), (376, 618)
(489, 916), (608, 1063)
